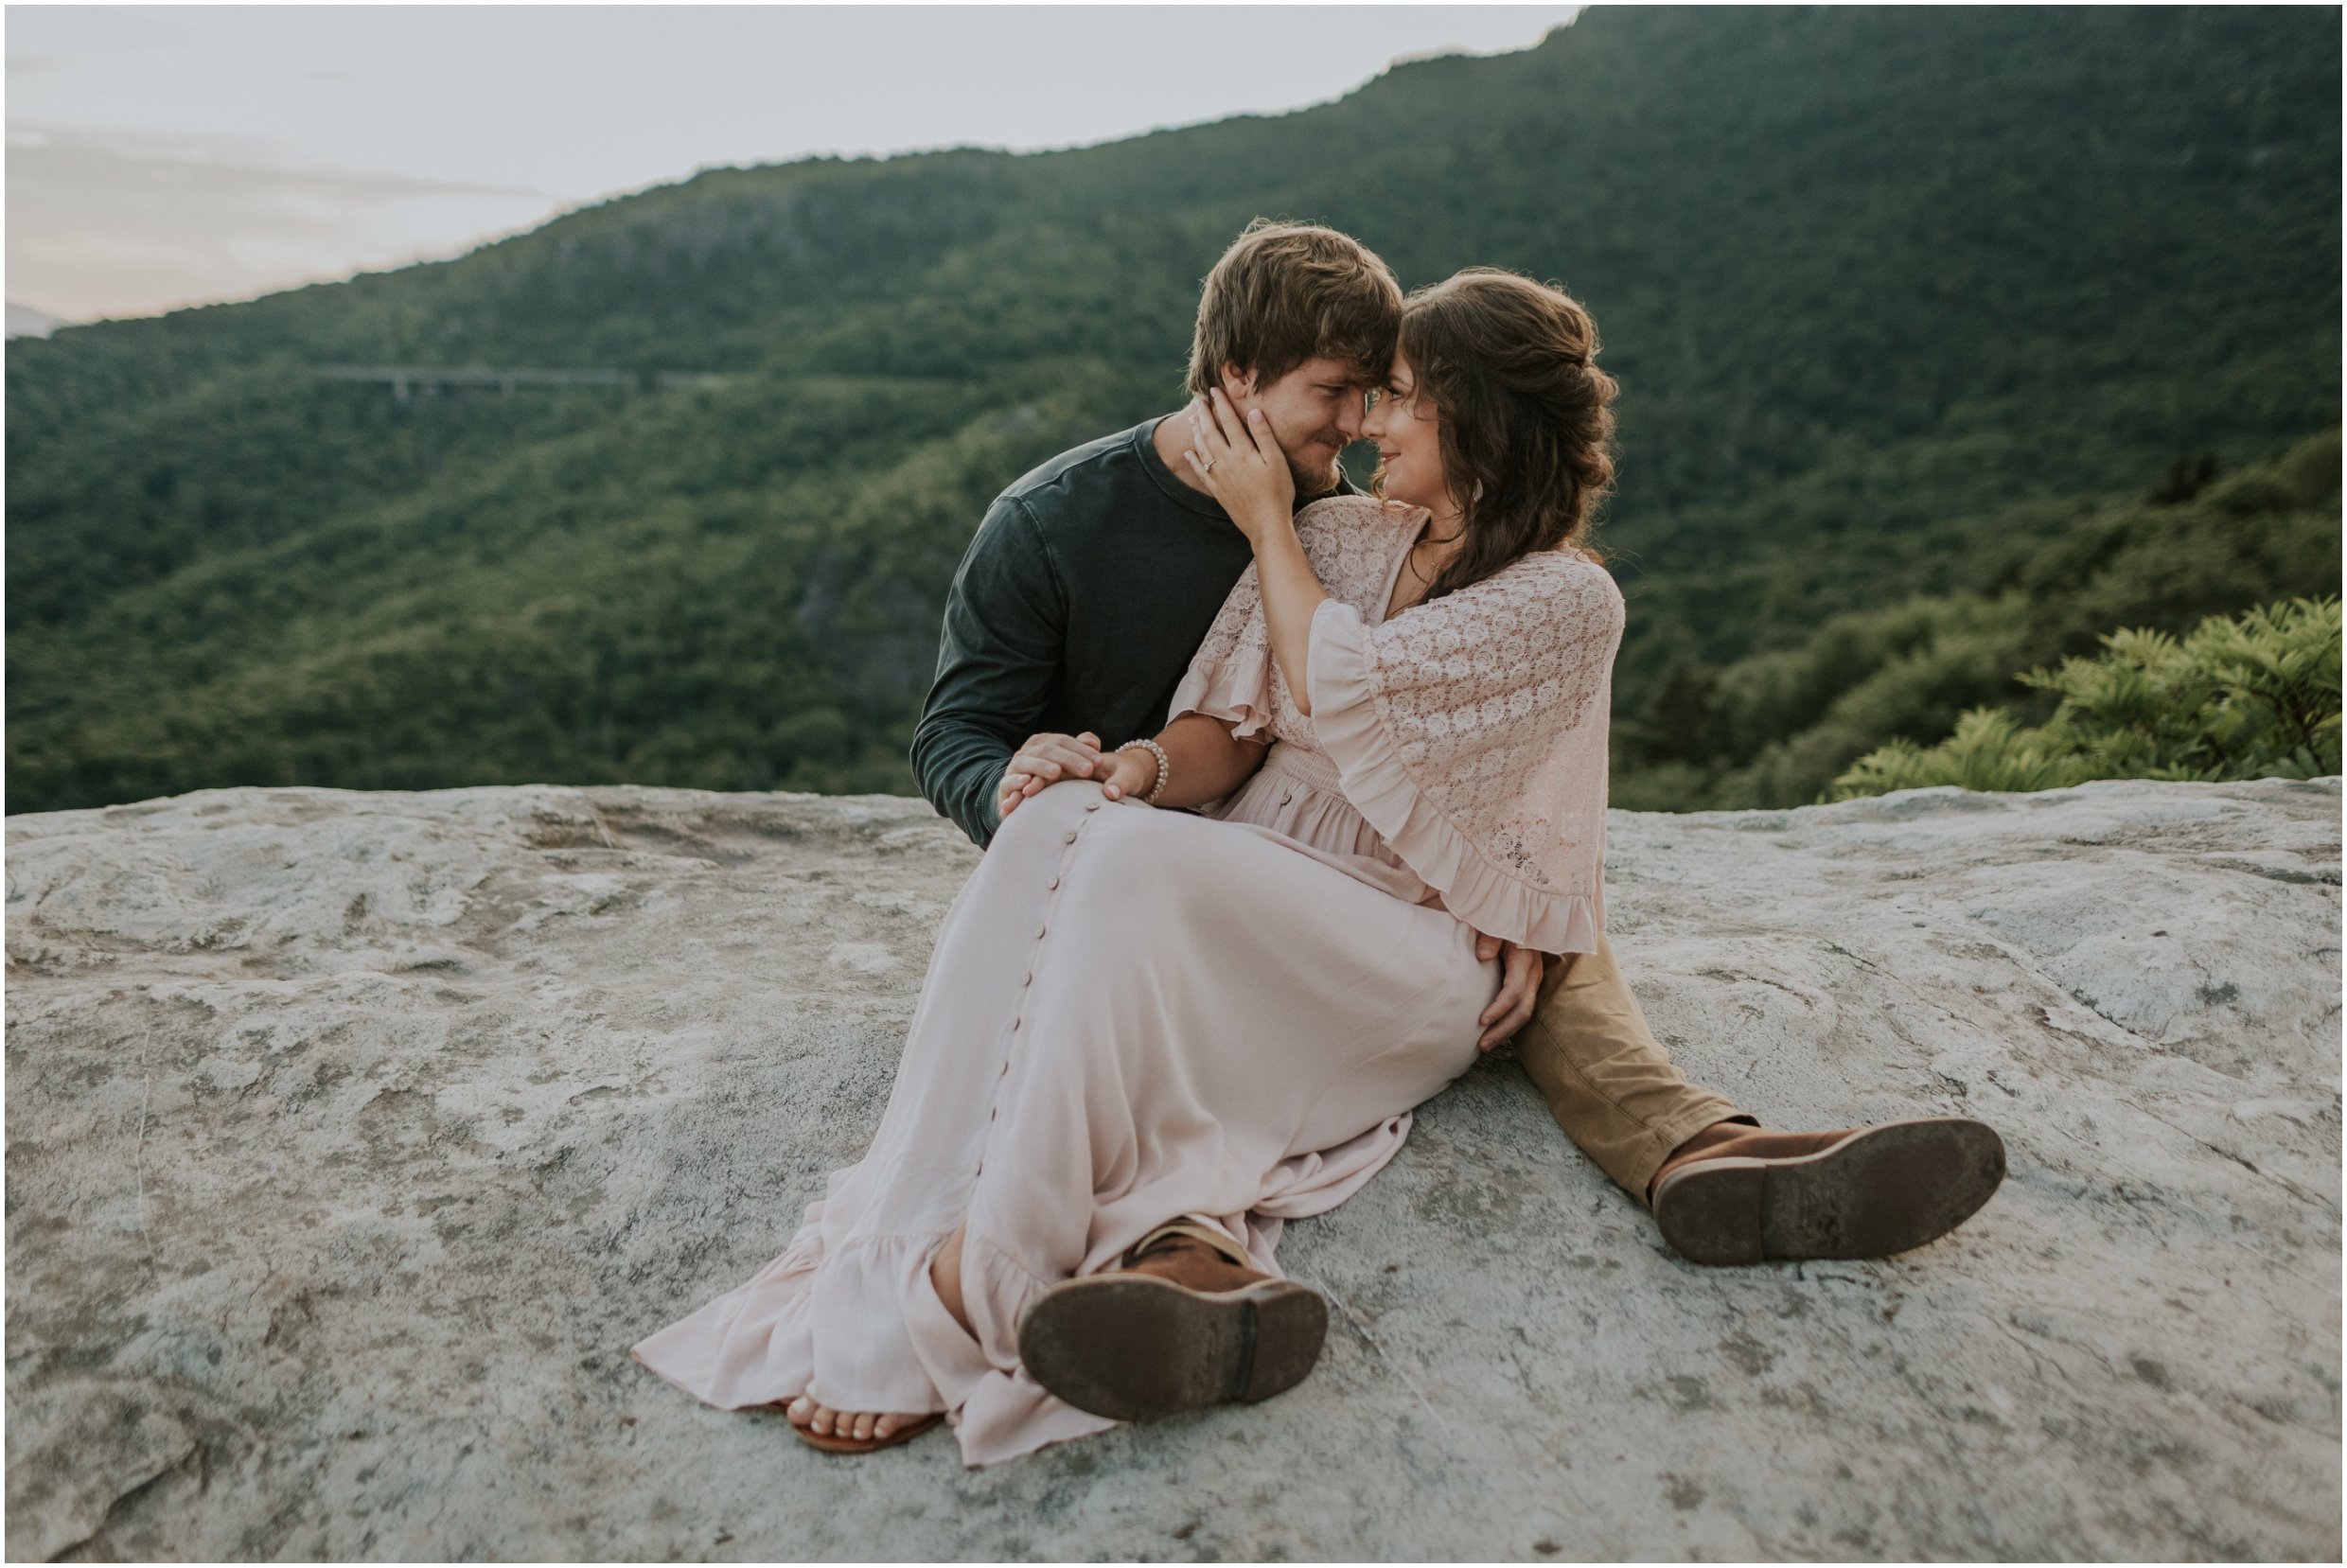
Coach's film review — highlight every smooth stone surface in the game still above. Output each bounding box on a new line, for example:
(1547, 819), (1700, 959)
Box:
(6, 777), (2339, 1560)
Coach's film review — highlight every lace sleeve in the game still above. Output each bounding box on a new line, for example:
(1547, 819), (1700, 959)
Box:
(1166, 560), (1276, 739)
(1167, 500), (1407, 740)
(1352, 555), (1623, 770)
(1304, 551), (1624, 951)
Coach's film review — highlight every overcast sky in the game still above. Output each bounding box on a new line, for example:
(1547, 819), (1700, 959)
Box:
(6, 4), (1584, 324)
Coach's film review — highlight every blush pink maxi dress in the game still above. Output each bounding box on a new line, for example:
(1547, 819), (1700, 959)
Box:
(633, 496), (1619, 1467)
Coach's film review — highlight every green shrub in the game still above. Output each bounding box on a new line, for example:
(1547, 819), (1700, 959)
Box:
(1829, 596), (2342, 798)
(1612, 430), (2342, 811)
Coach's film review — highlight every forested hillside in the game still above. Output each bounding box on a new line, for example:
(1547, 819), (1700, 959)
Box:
(9, 6), (2339, 814)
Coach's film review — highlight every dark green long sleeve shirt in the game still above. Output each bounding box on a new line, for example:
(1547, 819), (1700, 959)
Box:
(911, 416), (1353, 848)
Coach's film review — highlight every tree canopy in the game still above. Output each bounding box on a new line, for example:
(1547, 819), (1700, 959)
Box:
(9, 6), (2339, 814)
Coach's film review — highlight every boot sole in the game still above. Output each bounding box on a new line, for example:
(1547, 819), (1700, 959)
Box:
(1016, 1274), (1329, 1422)
(1653, 1116), (2006, 1265)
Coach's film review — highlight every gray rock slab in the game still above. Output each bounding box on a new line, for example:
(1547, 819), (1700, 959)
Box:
(6, 777), (2338, 1560)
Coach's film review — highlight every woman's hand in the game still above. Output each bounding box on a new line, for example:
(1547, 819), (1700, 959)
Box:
(1182, 389), (1297, 543)
(1475, 937), (1545, 1052)
(1423, 905), (1545, 1051)
(1097, 745), (1159, 803)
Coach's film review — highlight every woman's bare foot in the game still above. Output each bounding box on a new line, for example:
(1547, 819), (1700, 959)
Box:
(773, 1225), (979, 1447)
(784, 1396), (927, 1444)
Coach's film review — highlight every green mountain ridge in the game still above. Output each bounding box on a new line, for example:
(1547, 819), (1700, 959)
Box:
(1615, 429), (2342, 808)
(8, 5), (2340, 813)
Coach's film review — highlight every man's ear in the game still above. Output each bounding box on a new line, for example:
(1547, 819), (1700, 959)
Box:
(1216, 361), (1259, 404)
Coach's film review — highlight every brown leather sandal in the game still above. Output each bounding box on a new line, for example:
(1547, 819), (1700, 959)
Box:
(760, 1401), (944, 1455)
(1651, 1116), (2006, 1265)
(1015, 1220), (1329, 1422)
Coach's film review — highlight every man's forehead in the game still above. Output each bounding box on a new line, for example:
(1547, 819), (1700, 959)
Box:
(1280, 354), (1381, 390)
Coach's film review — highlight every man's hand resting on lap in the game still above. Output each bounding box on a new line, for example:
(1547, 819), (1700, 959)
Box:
(997, 731), (1108, 822)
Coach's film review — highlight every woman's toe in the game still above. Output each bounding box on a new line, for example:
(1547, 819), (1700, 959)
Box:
(782, 1398), (930, 1446)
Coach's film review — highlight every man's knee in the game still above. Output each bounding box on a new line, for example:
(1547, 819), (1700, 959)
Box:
(1530, 943), (1647, 1053)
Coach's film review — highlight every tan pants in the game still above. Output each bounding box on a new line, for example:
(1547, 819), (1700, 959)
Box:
(1515, 933), (1752, 1203)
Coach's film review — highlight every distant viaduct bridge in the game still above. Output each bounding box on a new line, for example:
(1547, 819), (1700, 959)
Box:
(312, 365), (731, 400)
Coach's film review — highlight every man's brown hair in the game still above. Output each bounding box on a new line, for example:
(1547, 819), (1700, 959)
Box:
(1185, 220), (1403, 399)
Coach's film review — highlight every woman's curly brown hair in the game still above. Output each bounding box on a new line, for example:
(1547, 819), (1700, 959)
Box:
(1385, 269), (1619, 601)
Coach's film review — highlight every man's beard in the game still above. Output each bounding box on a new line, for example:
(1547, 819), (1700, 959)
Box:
(1284, 431), (1350, 497)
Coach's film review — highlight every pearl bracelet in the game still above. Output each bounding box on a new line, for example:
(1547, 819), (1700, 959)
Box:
(1117, 738), (1172, 805)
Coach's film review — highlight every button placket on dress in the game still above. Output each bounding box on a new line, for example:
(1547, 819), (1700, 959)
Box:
(978, 796), (1108, 1178)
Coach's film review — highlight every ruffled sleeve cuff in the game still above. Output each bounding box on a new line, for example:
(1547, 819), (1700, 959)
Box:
(1306, 599), (1601, 955)
(1166, 642), (1276, 741)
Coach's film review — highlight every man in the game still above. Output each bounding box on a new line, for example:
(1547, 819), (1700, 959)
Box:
(910, 220), (2003, 1412)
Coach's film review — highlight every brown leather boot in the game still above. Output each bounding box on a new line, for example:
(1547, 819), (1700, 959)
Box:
(1650, 1118), (2006, 1266)
(1015, 1221), (1329, 1422)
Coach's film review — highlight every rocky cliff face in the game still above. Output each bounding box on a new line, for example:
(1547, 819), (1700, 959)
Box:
(6, 778), (2338, 1559)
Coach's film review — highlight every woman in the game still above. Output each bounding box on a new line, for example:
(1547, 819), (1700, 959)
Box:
(632, 269), (1625, 1466)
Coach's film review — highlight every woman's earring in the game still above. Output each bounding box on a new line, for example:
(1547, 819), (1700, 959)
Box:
(1470, 480), (1485, 505)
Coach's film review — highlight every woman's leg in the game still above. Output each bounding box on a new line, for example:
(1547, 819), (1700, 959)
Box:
(634, 784), (1105, 1450)
(931, 1226), (973, 1332)
(763, 783), (1487, 1459)
(956, 788), (1496, 1317)
(780, 1229), (975, 1443)
(785, 786), (1129, 1453)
